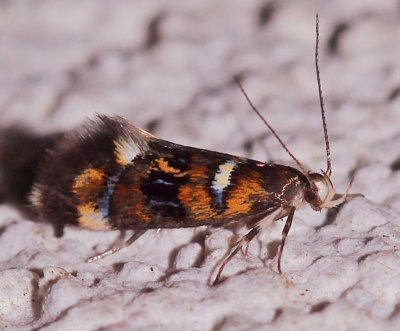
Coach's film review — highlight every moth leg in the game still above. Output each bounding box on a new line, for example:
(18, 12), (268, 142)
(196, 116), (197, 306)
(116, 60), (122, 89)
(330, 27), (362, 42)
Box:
(86, 230), (146, 263)
(53, 223), (65, 238)
(213, 227), (259, 285)
(277, 206), (296, 273)
(241, 241), (250, 256)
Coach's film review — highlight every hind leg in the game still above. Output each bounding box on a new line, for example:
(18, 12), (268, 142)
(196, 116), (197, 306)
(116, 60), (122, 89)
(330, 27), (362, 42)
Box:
(213, 227), (259, 285)
(86, 230), (145, 263)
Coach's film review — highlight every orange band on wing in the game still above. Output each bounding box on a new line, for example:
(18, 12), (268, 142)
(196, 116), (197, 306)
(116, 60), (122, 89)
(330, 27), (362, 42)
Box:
(225, 175), (268, 216)
(72, 168), (112, 230)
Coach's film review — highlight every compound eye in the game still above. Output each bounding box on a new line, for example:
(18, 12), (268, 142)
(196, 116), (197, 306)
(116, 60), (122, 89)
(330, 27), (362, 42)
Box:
(304, 189), (318, 206)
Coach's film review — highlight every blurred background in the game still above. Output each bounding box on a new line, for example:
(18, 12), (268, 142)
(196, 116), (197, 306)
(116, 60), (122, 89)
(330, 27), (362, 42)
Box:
(0, 0), (399, 208)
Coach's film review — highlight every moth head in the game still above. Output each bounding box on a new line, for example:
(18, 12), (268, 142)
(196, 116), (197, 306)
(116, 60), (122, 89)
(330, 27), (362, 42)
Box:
(304, 171), (348, 211)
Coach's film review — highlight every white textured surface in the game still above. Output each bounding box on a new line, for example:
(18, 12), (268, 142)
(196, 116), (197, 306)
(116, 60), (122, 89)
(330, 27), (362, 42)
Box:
(1, 1), (400, 330)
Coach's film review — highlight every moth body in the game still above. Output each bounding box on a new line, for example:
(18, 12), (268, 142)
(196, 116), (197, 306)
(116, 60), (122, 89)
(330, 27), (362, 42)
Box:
(28, 114), (350, 283)
(31, 116), (312, 233)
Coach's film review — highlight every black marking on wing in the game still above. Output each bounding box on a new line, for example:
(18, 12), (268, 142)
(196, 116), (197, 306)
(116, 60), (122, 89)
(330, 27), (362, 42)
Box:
(140, 167), (189, 219)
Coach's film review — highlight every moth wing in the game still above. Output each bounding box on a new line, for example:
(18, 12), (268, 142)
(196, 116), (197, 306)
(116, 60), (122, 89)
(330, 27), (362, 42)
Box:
(95, 114), (156, 165)
(30, 115), (157, 221)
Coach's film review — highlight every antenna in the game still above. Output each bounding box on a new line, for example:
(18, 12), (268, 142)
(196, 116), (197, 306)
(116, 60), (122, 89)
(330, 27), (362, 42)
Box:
(315, 14), (332, 176)
(234, 77), (308, 175)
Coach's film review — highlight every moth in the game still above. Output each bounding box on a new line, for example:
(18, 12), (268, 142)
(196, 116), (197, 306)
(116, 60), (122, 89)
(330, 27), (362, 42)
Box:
(23, 16), (354, 284)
